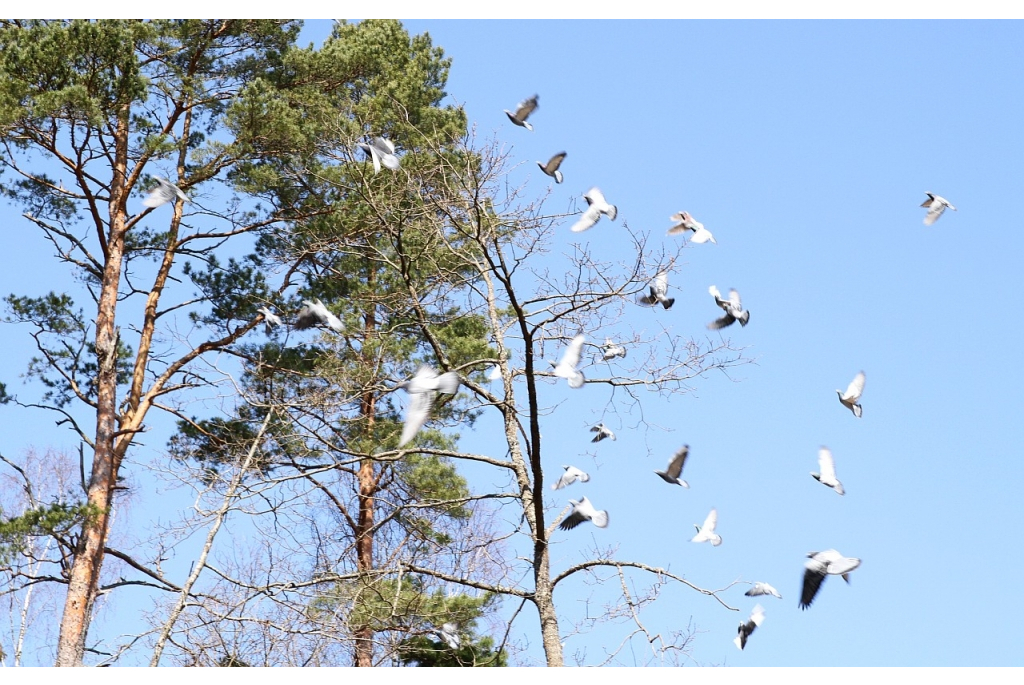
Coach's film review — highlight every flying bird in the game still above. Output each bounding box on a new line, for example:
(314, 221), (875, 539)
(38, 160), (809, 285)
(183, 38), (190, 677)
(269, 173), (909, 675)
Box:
(745, 582), (782, 599)
(294, 298), (344, 333)
(707, 286), (750, 329)
(435, 623), (461, 650)
(256, 307), (283, 335)
(537, 152), (567, 183)
(639, 271), (675, 310)
(552, 465), (590, 490)
(667, 211), (716, 244)
(142, 177), (189, 209)
(550, 334), (586, 389)
(590, 423), (616, 442)
(800, 549), (861, 609)
(734, 604), (765, 651)
(487, 364), (502, 381)
(921, 192), (956, 225)
(812, 446), (845, 495)
(691, 508), (722, 546)
(558, 496), (609, 530)
(837, 371), (865, 418)
(358, 136), (400, 174)
(504, 95), (538, 130)
(654, 445), (690, 487)
(571, 187), (618, 233)
(600, 338), (626, 361)
(396, 365), (461, 447)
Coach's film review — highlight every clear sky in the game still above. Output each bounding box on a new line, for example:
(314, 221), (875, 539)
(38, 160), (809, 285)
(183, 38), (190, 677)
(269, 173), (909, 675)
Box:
(3, 19), (1024, 667)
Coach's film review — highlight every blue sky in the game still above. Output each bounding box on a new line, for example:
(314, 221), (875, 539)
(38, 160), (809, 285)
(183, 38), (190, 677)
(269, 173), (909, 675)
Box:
(3, 19), (1024, 666)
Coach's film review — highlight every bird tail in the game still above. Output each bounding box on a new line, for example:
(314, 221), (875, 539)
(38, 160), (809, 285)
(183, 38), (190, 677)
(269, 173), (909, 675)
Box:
(852, 404), (862, 418)
(435, 371), (461, 395)
(523, 122), (534, 131)
(607, 205), (618, 221)
(554, 170), (563, 184)
(738, 310), (750, 326)
(661, 298), (675, 310)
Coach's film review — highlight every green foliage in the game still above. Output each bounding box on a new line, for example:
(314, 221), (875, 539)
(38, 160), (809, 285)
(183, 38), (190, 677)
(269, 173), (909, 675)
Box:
(182, 254), (272, 330)
(0, 501), (97, 564)
(397, 634), (507, 668)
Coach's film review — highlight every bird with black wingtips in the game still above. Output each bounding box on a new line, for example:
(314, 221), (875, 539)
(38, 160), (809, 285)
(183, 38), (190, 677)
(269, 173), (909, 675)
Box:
(921, 192), (955, 225)
(358, 136), (400, 174)
(590, 423), (615, 442)
(142, 177), (189, 209)
(600, 338), (626, 361)
(811, 446), (845, 495)
(256, 307), (283, 335)
(537, 152), (567, 183)
(558, 496), (608, 530)
(707, 286), (749, 329)
(654, 445), (690, 487)
(691, 508), (721, 546)
(552, 465), (590, 490)
(639, 271), (675, 310)
(504, 95), (538, 130)
(294, 298), (344, 333)
(799, 549), (861, 609)
(550, 334), (586, 389)
(734, 604), (765, 651)
(667, 211), (716, 244)
(396, 365), (461, 447)
(571, 187), (617, 232)
(837, 371), (865, 418)
(745, 582), (782, 599)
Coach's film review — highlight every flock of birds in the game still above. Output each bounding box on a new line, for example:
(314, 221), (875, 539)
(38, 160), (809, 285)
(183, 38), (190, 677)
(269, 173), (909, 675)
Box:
(134, 92), (957, 658)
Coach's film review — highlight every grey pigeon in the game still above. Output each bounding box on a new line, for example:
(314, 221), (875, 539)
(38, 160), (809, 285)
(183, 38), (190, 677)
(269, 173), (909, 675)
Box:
(667, 211), (716, 244)
(142, 177), (189, 209)
(734, 604), (765, 651)
(800, 549), (861, 610)
(811, 446), (845, 495)
(654, 445), (690, 487)
(558, 496), (609, 530)
(552, 465), (590, 490)
(358, 136), (400, 174)
(600, 338), (626, 361)
(537, 152), (567, 183)
(691, 508), (722, 546)
(550, 334), (586, 389)
(638, 271), (675, 310)
(504, 95), (538, 130)
(256, 307), (283, 335)
(837, 371), (865, 418)
(294, 298), (344, 333)
(571, 187), (617, 233)
(396, 365), (461, 447)
(745, 582), (782, 599)
(707, 285), (749, 329)
(590, 423), (615, 443)
(921, 192), (955, 225)
(435, 622), (461, 650)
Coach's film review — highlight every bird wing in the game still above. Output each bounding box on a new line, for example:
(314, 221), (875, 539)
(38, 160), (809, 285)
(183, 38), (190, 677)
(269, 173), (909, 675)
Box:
(818, 447), (837, 482)
(434, 371), (461, 395)
(372, 136), (396, 155)
(708, 285), (728, 310)
(514, 95), (538, 121)
(702, 508), (718, 533)
(799, 564), (827, 609)
(360, 143), (382, 174)
(584, 187), (607, 208)
(399, 390), (432, 447)
(558, 509), (586, 530)
(920, 193), (936, 208)
(667, 446), (689, 479)
(708, 313), (736, 330)
(826, 556), (861, 576)
(552, 467), (577, 490)
(142, 179), (176, 208)
(844, 372), (866, 401)
(924, 203), (945, 225)
(543, 152), (566, 173)
(293, 302), (318, 329)
(571, 203), (602, 232)
(728, 289), (743, 310)
(488, 364), (502, 380)
(560, 335), (585, 369)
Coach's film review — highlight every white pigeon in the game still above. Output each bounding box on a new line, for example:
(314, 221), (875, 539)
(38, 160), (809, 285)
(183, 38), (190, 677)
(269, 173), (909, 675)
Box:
(571, 187), (618, 233)
(294, 298), (344, 333)
(550, 334), (586, 389)
(667, 211), (716, 244)
(812, 446), (845, 495)
(638, 271), (675, 310)
(142, 177), (189, 209)
(487, 364), (502, 381)
(654, 445), (690, 487)
(537, 152), (566, 183)
(745, 582), (782, 599)
(558, 496), (609, 530)
(921, 192), (956, 225)
(800, 549), (861, 610)
(600, 338), (626, 361)
(589, 423), (615, 443)
(504, 95), (538, 130)
(691, 508), (722, 546)
(358, 136), (400, 174)
(707, 285), (749, 329)
(256, 307), (283, 335)
(396, 365), (461, 447)
(436, 622), (461, 650)
(837, 371), (865, 418)
(552, 465), (590, 490)
(734, 604), (765, 651)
